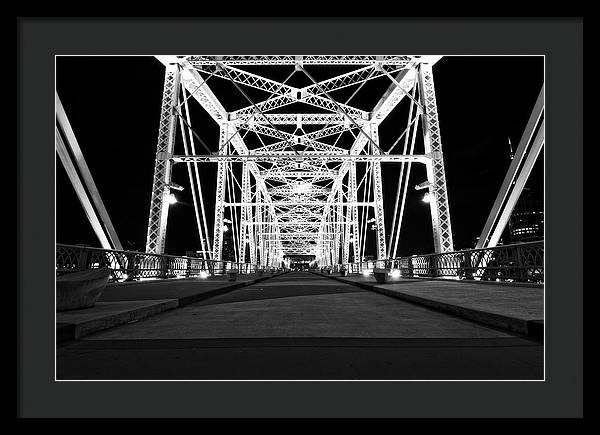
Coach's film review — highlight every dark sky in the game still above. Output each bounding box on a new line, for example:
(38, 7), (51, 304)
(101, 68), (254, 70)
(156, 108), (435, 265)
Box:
(56, 56), (544, 256)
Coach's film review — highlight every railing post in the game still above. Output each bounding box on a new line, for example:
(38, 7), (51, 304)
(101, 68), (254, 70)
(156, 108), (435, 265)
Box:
(160, 256), (169, 279)
(185, 257), (192, 278)
(77, 246), (90, 271)
(125, 252), (137, 281)
(515, 244), (524, 282)
(461, 251), (473, 280)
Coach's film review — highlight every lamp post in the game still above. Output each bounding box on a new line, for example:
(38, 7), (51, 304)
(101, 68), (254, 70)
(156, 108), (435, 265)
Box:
(415, 181), (432, 203)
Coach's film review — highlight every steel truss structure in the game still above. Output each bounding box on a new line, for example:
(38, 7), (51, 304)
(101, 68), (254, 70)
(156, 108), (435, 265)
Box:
(145, 55), (454, 267)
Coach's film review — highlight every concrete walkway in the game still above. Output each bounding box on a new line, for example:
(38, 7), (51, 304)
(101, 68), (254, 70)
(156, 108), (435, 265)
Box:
(57, 272), (543, 380)
(317, 272), (543, 338)
(56, 272), (283, 342)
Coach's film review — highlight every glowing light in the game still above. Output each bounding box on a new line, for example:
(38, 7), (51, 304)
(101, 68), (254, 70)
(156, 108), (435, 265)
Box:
(292, 181), (310, 194)
(389, 269), (401, 278)
(222, 225), (229, 232)
(362, 269), (372, 277)
(422, 192), (431, 203)
(199, 271), (209, 279)
(167, 194), (178, 204)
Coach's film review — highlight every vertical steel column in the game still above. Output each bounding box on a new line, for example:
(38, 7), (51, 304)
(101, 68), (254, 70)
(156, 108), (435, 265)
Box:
(335, 190), (343, 265)
(350, 162), (361, 263)
(418, 63), (454, 253)
(370, 123), (387, 260)
(342, 173), (351, 264)
(212, 124), (229, 260)
(256, 194), (266, 266)
(145, 63), (181, 254)
(247, 177), (257, 265)
(266, 214), (273, 267)
(239, 162), (249, 263)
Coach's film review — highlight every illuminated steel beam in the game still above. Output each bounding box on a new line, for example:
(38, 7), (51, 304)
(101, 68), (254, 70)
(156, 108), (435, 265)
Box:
(56, 92), (122, 251)
(145, 63), (180, 254)
(230, 113), (359, 125)
(172, 154), (430, 163)
(418, 61), (454, 253)
(186, 55), (415, 66)
(476, 86), (544, 249)
(224, 202), (374, 206)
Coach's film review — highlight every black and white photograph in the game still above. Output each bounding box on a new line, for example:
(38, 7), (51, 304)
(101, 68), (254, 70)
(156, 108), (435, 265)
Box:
(17, 17), (582, 419)
(54, 54), (545, 381)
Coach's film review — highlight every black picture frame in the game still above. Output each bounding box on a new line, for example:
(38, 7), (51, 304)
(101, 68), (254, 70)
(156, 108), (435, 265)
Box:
(17, 17), (583, 418)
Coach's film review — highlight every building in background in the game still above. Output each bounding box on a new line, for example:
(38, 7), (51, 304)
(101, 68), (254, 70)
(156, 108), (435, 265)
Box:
(221, 231), (235, 261)
(508, 187), (544, 243)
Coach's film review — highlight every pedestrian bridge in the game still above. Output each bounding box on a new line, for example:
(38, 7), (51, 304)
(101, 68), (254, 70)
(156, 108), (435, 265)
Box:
(56, 55), (545, 270)
(56, 270), (543, 380)
(55, 55), (545, 380)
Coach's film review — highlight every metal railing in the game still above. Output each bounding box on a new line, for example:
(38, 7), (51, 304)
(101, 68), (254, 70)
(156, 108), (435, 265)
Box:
(335, 241), (544, 283)
(56, 243), (274, 282)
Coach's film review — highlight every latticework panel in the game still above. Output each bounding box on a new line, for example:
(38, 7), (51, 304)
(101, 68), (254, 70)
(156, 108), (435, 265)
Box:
(418, 63), (454, 253)
(145, 64), (180, 254)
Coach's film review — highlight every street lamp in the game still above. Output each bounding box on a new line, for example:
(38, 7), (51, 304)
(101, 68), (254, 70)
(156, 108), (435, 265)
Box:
(415, 181), (432, 203)
(169, 182), (185, 192)
(167, 193), (178, 205)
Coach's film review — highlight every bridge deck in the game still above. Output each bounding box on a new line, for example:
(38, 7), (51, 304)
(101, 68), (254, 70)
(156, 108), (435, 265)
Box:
(321, 272), (543, 337)
(57, 272), (543, 380)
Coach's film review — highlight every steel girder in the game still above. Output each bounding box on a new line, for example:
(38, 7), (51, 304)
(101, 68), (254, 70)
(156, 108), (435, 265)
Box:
(186, 55), (414, 66)
(418, 62), (454, 253)
(370, 124), (387, 259)
(211, 125), (229, 261)
(145, 63), (181, 254)
(476, 86), (545, 249)
(56, 93), (123, 251)
(172, 154), (429, 163)
(231, 113), (359, 126)
(231, 93), (368, 121)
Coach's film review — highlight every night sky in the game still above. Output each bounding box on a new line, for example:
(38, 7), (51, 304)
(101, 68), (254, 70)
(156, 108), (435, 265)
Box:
(56, 56), (544, 257)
